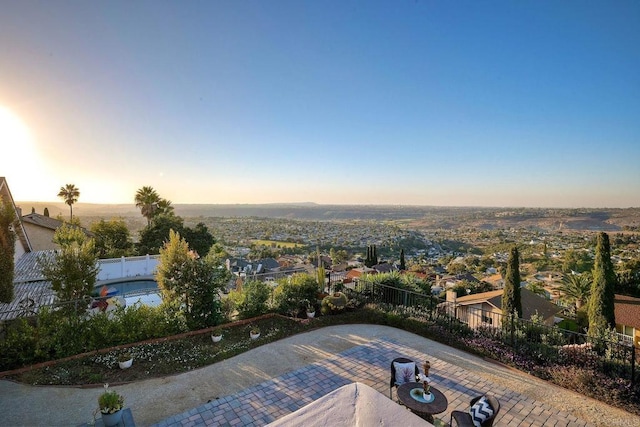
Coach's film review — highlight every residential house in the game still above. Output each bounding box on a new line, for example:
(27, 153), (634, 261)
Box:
(20, 209), (93, 252)
(225, 257), (282, 279)
(343, 267), (376, 284)
(20, 211), (65, 251)
(482, 273), (504, 289)
(614, 294), (640, 346)
(436, 272), (481, 290)
(372, 262), (395, 274)
(446, 288), (563, 329)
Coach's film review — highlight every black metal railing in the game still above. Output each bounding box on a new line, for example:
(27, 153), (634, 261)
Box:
(351, 281), (638, 385)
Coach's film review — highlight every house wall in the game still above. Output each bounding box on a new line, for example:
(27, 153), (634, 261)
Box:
(14, 239), (28, 262)
(22, 223), (57, 251)
(457, 303), (502, 329)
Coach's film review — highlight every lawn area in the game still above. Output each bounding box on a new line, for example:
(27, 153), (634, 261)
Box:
(252, 239), (303, 248)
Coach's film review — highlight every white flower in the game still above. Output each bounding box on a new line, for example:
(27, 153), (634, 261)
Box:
(418, 374), (431, 383)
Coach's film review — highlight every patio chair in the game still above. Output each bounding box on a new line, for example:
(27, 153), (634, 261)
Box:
(389, 357), (420, 400)
(450, 395), (500, 427)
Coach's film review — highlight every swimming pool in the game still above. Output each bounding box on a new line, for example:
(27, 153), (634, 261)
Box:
(95, 279), (162, 307)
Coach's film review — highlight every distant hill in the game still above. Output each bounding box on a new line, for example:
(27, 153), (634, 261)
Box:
(15, 202), (640, 232)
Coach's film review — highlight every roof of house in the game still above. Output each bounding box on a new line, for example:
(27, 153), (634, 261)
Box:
(442, 272), (481, 284)
(614, 294), (640, 329)
(14, 250), (55, 283)
(456, 289), (503, 304)
(483, 273), (504, 286)
(455, 288), (562, 320)
(401, 271), (428, 280)
(0, 249), (56, 321)
(21, 212), (65, 231)
(257, 258), (280, 271)
(372, 263), (394, 273)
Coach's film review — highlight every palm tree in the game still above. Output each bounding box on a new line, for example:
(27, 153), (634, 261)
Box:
(134, 186), (160, 226)
(57, 184), (80, 220)
(526, 281), (548, 299)
(559, 272), (591, 310)
(156, 198), (174, 216)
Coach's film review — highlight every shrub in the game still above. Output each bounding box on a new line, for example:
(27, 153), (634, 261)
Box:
(272, 274), (318, 317)
(321, 292), (348, 315)
(236, 280), (271, 319)
(0, 302), (189, 371)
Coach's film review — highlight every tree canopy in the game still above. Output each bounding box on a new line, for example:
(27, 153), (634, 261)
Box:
(40, 226), (99, 309)
(156, 230), (229, 329)
(91, 218), (134, 258)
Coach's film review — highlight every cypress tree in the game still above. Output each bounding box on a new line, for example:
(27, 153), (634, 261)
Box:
(365, 245), (371, 267)
(365, 244), (378, 268)
(400, 249), (406, 271)
(0, 197), (17, 303)
(501, 246), (522, 318)
(588, 232), (617, 336)
(44, 207), (49, 217)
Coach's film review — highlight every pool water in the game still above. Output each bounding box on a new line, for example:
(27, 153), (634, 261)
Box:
(96, 279), (162, 307)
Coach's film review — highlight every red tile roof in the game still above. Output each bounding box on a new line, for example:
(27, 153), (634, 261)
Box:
(614, 294), (640, 329)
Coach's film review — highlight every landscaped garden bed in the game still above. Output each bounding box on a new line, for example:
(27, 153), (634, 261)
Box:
(4, 314), (313, 385)
(2, 304), (639, 417)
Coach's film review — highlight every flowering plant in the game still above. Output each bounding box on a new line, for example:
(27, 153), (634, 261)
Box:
(98, 384), (124, 414)
(418, 373), (431, 394)
(117, 353), (132, 363)
(417, 373), (431, 383)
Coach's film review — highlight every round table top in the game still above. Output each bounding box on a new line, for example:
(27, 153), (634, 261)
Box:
(397, 382), (448, 415)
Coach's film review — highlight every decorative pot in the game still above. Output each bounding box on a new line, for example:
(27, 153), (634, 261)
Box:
(118, 358), (133, 369)
(211, 334), (222, 343)
(306, 311), (315, 319)
(250, 331), (260, 340)
(101, 410), (123, 427)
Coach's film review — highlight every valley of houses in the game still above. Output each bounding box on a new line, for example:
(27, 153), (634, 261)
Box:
(2, 177), (639, 347)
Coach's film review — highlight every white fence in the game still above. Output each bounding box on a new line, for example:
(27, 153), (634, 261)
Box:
(97, 255), (159, 281)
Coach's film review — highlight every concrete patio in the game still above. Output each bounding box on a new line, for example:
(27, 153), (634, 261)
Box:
(1, 324), (638, 426)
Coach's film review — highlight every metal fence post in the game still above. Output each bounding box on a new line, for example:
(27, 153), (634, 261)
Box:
(632, 345), (636, 385)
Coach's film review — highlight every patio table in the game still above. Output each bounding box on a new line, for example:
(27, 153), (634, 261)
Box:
(397, 382), (448, 424)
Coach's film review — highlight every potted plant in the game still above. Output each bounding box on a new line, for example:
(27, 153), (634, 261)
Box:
(249, 326), (260, 340)
(118, 353), (133, 370)
(98, 385), (125, 427)
(302, 299), (316, 318)
(211, 328), (223, 343)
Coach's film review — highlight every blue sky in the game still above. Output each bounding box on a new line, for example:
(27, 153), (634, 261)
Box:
(1, 1), (638, 207)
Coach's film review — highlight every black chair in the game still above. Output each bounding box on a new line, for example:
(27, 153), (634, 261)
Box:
(450, 395), (500, 427)
(389, 357), (420, 400)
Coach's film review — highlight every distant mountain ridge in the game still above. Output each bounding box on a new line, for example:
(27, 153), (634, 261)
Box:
(15, 202), (640, 231)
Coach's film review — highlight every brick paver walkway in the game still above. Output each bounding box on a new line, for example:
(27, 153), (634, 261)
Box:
(153, 338), (595, 427)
